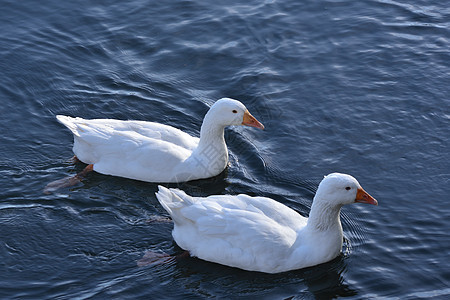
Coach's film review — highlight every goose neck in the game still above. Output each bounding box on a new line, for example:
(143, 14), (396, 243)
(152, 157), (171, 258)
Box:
(198, 113), (226, 147)
(306, 198), (343, 232)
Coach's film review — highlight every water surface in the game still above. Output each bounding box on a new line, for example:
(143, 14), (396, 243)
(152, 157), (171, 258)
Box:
(1, 0), (449, 298)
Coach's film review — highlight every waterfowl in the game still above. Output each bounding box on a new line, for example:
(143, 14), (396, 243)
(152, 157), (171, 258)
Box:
(155, 173), (377, 273)
(54, 98), (264, 183)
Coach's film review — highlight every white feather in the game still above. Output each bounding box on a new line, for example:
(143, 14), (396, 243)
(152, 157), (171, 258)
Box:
(155, 173), (377, 273)
(56, 98), (262, 182)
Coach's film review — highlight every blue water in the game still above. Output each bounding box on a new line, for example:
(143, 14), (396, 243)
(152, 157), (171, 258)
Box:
(1, 0), (449, 298)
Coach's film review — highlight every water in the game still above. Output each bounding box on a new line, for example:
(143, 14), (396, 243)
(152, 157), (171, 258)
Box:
(1, 0), (449, 298)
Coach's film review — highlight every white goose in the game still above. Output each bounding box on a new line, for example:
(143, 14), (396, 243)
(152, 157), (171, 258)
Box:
(155, 173), (378, 273)
(54, 98), (264, 183)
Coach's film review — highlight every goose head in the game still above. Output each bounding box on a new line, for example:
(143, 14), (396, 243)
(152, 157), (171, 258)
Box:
(206, 98), (264, 130)
(315, 173), (378, 207)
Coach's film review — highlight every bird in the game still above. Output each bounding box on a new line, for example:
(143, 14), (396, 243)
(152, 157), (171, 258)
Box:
(155, 173), (378, 273)
(46, 98), (263, 192)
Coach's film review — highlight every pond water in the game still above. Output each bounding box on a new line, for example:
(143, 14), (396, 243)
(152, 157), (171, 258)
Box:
(0, 0), (449, 298)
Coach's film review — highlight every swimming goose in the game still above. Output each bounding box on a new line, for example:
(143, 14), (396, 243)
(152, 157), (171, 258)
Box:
(55, 98), (264, 183)
(155, 173), (377, 273)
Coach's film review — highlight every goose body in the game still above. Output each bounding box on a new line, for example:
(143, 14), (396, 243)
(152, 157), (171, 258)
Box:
(56, 98), (264, 183)
(156, 173), (377, 273)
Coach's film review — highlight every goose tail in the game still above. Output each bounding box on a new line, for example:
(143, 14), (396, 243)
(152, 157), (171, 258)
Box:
(156, 186), (195, 216)
(56, 115), (82, 137)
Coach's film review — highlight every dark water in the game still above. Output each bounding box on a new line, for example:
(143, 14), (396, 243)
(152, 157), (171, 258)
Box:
(1, 0), (449, 298)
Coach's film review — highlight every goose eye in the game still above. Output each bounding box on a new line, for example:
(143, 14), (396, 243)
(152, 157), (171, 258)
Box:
(345, 187), (351, 191)
(232, 110), (237, 113)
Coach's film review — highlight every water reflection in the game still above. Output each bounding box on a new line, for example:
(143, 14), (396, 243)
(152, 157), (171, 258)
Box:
(138, 242), (357, 299)
(165, 168), (231, 196)
(48, 160), (231, 196)
(301, 255), (358, 299)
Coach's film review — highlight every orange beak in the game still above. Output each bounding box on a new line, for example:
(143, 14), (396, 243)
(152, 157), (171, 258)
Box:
(355, 187), (378, 205)
(242, 110), (264, 130)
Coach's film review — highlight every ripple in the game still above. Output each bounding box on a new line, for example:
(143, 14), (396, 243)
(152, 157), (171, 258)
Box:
(1, 0), (449, 298)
